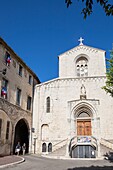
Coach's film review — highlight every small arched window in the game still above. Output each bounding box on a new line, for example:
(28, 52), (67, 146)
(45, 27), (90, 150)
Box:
(41, 124), (49, 140)
(46, 97), (50, 113)
(42, 143), (46, 152)
(48, 143), (52, 152)
(76, 57), (88, 77)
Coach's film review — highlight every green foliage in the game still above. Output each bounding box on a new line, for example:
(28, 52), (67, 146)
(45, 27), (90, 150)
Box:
(103, 52), (113, 97)
(65, 0), (113, 18)
(65, 0), (72, 7)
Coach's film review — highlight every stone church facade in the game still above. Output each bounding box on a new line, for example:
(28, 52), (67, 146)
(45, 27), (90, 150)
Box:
(33, 39), (113, 158)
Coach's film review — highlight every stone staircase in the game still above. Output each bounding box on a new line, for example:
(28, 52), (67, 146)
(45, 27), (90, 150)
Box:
(45, 138), (68, 157)
(100, 138), (113, 150)
(51, 138), (67, 152)
(48, 144), (66, 157)
(100, 138), (113, 159)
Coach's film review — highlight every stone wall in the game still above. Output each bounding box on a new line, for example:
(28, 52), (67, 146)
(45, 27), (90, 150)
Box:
(0, 98), (31, 156)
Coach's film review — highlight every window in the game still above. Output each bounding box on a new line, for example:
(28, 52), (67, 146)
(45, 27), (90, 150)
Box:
(0, 119), (2, 138)
(6, 121), (10, 140)
(27, 96), (32, 111)
(41, 124), (49, 140)
(1, 78), (8, 99)
(16, 88), (21, 105)
(42, 143), (46, 152)
(46, 97), (50, 113)
(76, 57), (88, 77)
(28, 75), (32, 85)
(18, 64), (23, 77)
(48, 143), (52, 152)
(5, 52), (11, 66)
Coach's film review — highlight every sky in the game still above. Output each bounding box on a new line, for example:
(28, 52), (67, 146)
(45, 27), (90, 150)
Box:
(0, 0), (113, 82)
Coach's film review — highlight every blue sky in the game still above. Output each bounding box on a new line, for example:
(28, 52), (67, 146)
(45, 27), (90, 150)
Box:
(0, 0), (113, 82)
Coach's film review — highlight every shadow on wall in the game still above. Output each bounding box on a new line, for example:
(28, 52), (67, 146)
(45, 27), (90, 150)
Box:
(68, 166), (113, 170)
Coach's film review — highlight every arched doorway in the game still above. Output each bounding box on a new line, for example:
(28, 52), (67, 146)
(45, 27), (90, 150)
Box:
(77, 112), (92, 136)
(42, 143), (46, 152)
(13, 119), (29, 154)
(48, 143), (52, 152)
(70, 103), (97, 158)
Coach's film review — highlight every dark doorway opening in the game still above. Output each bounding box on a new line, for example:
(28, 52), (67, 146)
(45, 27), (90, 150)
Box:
(42, 143), (46, 152)
(71, 145), (96, 158)
(13, 119), (29, 154)
(48, 143), (52, 152)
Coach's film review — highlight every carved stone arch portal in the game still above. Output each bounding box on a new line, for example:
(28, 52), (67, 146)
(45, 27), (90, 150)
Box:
(13, 118), (29, 154)
(72, 102), (96, 119)
(70, 102), (97, 158)
(71, 102), (96, 137)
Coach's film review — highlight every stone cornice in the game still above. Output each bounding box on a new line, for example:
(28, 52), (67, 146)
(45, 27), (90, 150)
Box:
(68, 98), (100, 103)
(35, 76), (106, 88)
(58, 45), (105, 57)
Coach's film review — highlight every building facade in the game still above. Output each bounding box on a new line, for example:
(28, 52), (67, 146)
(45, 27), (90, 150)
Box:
(32, 39), (113, 158)
(0, 38), (40, 156)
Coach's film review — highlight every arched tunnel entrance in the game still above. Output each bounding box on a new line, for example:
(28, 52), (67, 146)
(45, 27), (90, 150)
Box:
(13, 119), (29, 154)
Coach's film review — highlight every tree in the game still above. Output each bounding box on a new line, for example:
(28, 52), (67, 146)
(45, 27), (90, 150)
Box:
(103, 49), (113, 97)
(65, 0), (113, 18)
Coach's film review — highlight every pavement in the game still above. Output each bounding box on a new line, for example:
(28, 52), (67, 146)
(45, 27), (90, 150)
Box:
(0, 155), (25, 168)
(0, 154), (112, 169)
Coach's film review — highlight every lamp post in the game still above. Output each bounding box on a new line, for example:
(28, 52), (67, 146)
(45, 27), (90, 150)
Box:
(34, 137), (37, 154)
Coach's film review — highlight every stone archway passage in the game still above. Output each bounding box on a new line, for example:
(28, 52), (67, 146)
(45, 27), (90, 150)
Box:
(13, 119), (29, 154)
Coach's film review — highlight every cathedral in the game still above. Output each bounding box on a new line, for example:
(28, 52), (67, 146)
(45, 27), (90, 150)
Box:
(32, 38), (113, 158)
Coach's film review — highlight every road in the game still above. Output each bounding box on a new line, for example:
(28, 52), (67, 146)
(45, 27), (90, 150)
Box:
(3, 155), (113, 170)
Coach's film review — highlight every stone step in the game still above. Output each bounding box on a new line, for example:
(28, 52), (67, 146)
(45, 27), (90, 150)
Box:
(100, 144), (113, 159)
(49, 145), (66, 156)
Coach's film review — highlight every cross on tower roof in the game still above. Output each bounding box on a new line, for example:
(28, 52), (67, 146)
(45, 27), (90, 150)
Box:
(78, 37), (84, 45)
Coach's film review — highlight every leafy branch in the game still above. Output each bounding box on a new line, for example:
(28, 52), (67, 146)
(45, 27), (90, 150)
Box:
(65, 0), (113, 18)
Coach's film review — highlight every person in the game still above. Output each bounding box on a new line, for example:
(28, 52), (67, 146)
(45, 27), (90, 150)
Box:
(15, 142), (21, 155)
(22, 143), (26, 155)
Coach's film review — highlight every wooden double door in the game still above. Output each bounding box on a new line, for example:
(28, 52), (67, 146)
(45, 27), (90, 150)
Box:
(77, 120), (91, 136)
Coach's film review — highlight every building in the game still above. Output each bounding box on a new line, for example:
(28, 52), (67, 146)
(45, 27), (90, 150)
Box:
(0, 37), (40, 156)
(32, 38), (113, 158)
